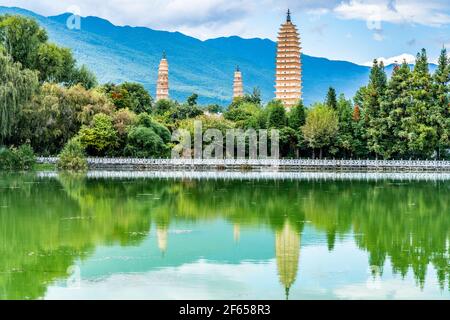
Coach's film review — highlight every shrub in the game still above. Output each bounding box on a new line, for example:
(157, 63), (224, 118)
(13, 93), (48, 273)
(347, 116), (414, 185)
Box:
(77, 113), (118, 156)
(0, 144), (35, 170)
(124, 126), (169, 158)
(57, 139), (88, 172)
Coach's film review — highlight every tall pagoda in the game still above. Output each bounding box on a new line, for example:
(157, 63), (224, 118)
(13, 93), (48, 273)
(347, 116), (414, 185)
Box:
(275, 10), (302, 109)
(233, 65), (244, 99)
(156, 52), (169, 101)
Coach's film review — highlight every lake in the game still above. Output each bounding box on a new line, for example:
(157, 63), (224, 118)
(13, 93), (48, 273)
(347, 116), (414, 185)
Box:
(0, 171), (448, 300)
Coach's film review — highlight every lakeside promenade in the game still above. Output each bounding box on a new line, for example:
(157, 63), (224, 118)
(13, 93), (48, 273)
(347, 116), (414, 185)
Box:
(37, 157), (450, 172)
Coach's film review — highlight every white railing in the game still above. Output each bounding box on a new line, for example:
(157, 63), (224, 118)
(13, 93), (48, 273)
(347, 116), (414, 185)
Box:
(36, 157), (450, 169)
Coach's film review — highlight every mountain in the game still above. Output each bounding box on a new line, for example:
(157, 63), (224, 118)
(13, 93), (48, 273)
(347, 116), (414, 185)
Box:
(0, 6), (435, 106)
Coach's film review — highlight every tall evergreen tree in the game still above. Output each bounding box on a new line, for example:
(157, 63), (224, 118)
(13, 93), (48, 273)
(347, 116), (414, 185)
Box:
(404, 49), (437, 158)
(267, 100), (287, 128)
(288, 100), (306, 129)
(335, 94), (355, 157)
(325, 87), (338, 110)
(431, 47), (450, 159)
(382, 62), (412, 158)
(364, 59), (388, 158)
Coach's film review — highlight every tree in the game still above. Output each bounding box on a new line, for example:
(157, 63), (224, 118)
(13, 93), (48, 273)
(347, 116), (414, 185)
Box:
(288, 100), (306, 130)
(431, 47), (450, 159)
(302, 104), (339, 159)
(267, 100), (287, 128)
(205, 104), (222, 114)
(187, 93), (199, 106)
(382, 62), (412, 158)
(70, 65), (98, 90)
(0, 51), (39, 143)
(243, 87), (262, 105)
(335, 94), (356, 158)
(36, 43), (75, 83)
(403, 49), (437, 158)
(225, 102), (265, 129)
(57, 138), (88, 172)
(77, 113), (118, 156)
(325, 87), (337, 109)
(0, 15), (98, 87)
(0, 15), (48, 69)
(124, 113), (171, 158)
(364, 59), (388, 158)
(154, 99), (177, 115)
(17, 83), (114, 154)
(103, 82), (153, 114)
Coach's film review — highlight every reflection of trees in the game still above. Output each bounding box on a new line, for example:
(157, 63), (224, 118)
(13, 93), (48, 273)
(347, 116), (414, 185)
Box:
(0, 174), (448, 299)
(300, 181), (449, 290)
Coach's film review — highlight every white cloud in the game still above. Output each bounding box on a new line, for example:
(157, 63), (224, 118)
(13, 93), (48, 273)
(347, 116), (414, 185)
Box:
(0, 0), (258, 39)
(363, 53), (416, 66)
(335, 0), (450, 27)
(0, 0), (449, 40)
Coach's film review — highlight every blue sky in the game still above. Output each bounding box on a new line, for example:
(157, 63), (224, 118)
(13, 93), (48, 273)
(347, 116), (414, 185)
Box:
(0, 0), (449, 65)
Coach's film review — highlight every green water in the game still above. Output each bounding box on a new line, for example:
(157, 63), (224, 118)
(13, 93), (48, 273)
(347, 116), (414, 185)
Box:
(0, 172), (449, 300)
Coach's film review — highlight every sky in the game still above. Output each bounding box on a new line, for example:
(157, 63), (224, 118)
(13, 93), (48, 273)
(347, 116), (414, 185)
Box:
(0, 0), (449, 65)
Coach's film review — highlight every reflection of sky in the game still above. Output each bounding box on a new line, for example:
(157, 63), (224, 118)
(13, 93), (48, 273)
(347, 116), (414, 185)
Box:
(44, 222), (449, 300)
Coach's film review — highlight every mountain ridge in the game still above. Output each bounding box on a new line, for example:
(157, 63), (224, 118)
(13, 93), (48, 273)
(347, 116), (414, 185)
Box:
(0, 6), (436, 106)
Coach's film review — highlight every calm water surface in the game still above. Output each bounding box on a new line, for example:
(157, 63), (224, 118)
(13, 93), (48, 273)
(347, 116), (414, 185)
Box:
(0, 172), (449, 300)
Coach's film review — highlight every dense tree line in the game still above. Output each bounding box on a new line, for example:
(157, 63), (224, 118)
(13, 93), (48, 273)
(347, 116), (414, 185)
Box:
(1, 14), (449, 169)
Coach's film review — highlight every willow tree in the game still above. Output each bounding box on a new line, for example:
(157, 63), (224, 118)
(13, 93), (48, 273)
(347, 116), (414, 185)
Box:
(0, 51), (38, 143)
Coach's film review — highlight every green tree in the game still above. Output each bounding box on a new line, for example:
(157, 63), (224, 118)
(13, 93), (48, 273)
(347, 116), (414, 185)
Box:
(77, 113), (118, 156)
(57, 138), (88, 172)
(267, 100), (287, 129)
(0, 14), (98, 88)
(288, 100), (306, 130)
(364, 59), (388, 158)
(124, 113), (171, 158)
(36, 43), (75, 83)
(205, 104), (222, 114)
(243, 87), (262, 105)
(70, 65), (98, 90)
(325, 87), (337, 109)
(431, 47), (450, 159)
(302, 104), (339, 158)
(186, 93), (199, 106)
(0, 15), (48, 69)
(335, 94), (356, 157)
(154, 99), (177, 115)
(382, 62), (412, 158)
(0, 51), (39, 143)
(0, 144), (35, 170)
(17, 83), (114, 155)
(403, 49), (437, 158)
(103, 82), (153, 114)
(225, 102), (265, 129)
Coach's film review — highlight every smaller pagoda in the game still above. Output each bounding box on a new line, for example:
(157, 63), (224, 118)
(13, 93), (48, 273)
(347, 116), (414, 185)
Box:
(233, 66), (244, 99)
(156, 52), (169, 101)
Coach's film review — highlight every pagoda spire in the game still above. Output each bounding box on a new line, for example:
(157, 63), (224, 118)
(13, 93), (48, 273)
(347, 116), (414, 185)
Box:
(275, 10), (302, 109)
(156, 52), (169, 101)
(233, 66), (244, 99)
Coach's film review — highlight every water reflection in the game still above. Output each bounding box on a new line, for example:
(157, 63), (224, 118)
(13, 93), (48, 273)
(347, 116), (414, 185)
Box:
(0, 172), (448, 299)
